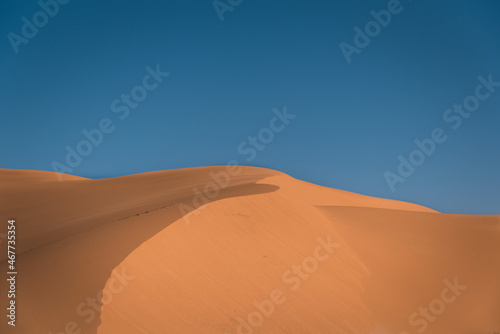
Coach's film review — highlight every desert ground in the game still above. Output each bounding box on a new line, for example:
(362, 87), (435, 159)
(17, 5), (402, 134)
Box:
(1, 166), (499, 334)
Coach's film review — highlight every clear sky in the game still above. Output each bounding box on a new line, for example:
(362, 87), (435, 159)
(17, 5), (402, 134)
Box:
(1, 0), (499, 214)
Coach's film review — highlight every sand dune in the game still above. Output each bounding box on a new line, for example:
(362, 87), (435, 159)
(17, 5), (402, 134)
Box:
(0, 166), (498, 334)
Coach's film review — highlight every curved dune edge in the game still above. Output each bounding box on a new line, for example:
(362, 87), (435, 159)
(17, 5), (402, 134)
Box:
(0, 166), (498, 334)
(96, 180), (372, 334)
(96, 171), (498, 334)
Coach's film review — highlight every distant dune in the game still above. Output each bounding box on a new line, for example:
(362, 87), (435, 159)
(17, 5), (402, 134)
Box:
(1, 166), (499, 334)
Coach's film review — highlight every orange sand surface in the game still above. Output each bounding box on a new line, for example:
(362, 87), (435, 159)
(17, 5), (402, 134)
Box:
(1, 166), (498, 334)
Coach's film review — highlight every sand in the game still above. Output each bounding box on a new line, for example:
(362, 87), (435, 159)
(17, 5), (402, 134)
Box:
(0, 166), (498, 334)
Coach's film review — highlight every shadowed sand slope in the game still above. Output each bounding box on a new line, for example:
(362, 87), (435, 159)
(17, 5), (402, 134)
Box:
(0, 167), (498, 334)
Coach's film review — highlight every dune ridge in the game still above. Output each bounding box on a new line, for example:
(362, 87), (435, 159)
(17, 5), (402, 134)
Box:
(0, 166), (498, 334)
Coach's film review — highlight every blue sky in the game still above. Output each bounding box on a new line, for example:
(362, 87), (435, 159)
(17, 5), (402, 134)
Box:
(1, 0), (499, 214)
